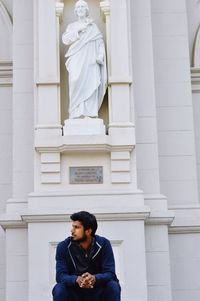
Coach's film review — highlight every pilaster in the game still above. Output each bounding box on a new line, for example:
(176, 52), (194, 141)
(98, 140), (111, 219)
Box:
(105, 0), (134, 137)
(34, 0), (63, 137)
(5, 1), (34, 299)
(12, 0), (34, 203)
(151, 0), (198, 207)
(131, 0), (174, 300)
(100, 0), (135, 186)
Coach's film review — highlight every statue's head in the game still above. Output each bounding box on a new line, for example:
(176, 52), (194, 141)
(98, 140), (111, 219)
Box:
(75, 0), (89, 17)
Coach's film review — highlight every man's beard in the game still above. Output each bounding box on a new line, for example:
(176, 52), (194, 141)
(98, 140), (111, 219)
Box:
(73, 233), (87, 243)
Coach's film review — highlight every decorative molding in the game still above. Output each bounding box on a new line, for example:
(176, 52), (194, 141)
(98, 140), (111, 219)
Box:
(100, 0), (111, 78)
(168, 204), (200, 210)
(0, 220), (27, 229)
(108, 77), (132, 85)
(36, 144), (134, 153)
(0, 60), (12, 86)
(40, 152), (61, 184)
(100, 1), (110, 19)
(191, 67), (200, 93)
(35, 134), (135, 154)
(108, 122), (135, 129)
(0, 213), (26, 230)
(168, 205), (200, 233)
(146, 216), (174, 226)
(145, 206), (175, 225)
(35, 124), (63, 130)
(6, 197), (28, 205)
(169, 226), (200, 234)
(111, 151), (131, 183)
(191, 23), (200, 93)
(28, 189), (143, 198)
(35, 124), (63, 137)
(21, 211), (150, 223)
(56, 1), (64, 20)
(144, 194), (167, 201)
(35, 79), (60, 85)
(192, 24), (200, 68)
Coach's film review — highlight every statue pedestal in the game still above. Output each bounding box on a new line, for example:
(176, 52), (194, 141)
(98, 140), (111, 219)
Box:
(63, 118), (106, 135)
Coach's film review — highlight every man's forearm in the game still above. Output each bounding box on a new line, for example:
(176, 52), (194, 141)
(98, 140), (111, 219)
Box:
(56, 273), (77, 286)
(94, 271), (115, 285)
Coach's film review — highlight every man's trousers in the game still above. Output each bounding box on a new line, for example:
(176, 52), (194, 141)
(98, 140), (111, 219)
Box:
(52, 280), (121, 301)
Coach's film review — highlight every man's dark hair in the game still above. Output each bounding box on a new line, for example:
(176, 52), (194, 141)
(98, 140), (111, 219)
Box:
(70, 211), (98, 236)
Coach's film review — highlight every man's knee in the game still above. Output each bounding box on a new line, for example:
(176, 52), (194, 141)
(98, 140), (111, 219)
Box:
(105, 280), (121, 298)
(52, 283), (69, 300)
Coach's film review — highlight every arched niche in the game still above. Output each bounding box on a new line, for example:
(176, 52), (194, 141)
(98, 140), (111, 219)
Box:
(60, 0), (108, 130)
(0, 1), (12, 61)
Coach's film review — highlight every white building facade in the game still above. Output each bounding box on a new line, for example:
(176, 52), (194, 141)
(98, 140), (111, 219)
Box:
(0, 0), (200, 300)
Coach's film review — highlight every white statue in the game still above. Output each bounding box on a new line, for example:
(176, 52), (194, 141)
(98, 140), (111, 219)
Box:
(62, 0), (107, 119)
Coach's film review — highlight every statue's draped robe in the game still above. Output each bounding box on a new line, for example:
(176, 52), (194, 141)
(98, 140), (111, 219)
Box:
(62, 21), (107, 119)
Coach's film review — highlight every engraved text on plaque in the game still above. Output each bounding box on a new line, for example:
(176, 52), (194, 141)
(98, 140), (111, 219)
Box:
(70, 166), (103, 184)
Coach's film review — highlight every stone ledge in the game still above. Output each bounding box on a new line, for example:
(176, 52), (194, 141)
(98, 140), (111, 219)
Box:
(21, 210), (150, 223)
(169, 225), (200, 234)
(168, 205), (200, 233)
(35, 133), (135, 153)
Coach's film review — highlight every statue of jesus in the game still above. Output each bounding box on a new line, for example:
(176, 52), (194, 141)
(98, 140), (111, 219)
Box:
(62, 0), (107, 119)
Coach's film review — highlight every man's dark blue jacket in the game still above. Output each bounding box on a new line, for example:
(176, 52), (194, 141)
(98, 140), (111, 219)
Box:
(55, 235), (118, 287)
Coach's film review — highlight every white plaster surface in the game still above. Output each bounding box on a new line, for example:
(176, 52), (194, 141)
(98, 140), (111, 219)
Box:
(151, 0), (199, 207)
(193, 92), (200, 205)
(6, 228), (28, 301)
(145, 225), (172, 301)
(169, 233), (200, 300)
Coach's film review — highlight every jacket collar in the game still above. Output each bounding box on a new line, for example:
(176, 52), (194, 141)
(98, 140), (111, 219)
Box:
(67, 236), (102, 269)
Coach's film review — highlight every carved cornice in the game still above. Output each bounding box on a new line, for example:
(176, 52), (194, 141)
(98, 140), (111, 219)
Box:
(21, 211), (150, 223)
(0, 220), (26, 229)
(191, 67), (200, 93)
(191, 22), (200, 93)
(36, 144), (134, 153)
(169, 226), (200, 234)
(108, 77), (133, 85)
(0, 213), (26, 230)
(35, 134), (135, 153)
(168, 205), (200, 233)
(100, 1), (110, 17)
(192, 23), (200, 68)
(0, 61), (12, 86)
(145, 206), (175, 226)
(0, 207), (150, 229)
(56, 0), (64, 20)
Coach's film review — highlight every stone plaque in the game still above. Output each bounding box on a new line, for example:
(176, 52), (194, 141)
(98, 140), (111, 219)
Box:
(70, 166), (103, 184)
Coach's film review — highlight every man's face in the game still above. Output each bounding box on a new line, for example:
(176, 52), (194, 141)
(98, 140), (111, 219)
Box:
(75, 3), (88, 18)
(71, 220), (88, 242)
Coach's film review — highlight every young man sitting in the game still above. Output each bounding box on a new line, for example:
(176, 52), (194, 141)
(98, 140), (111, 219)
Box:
(52, 211), (121, 301)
